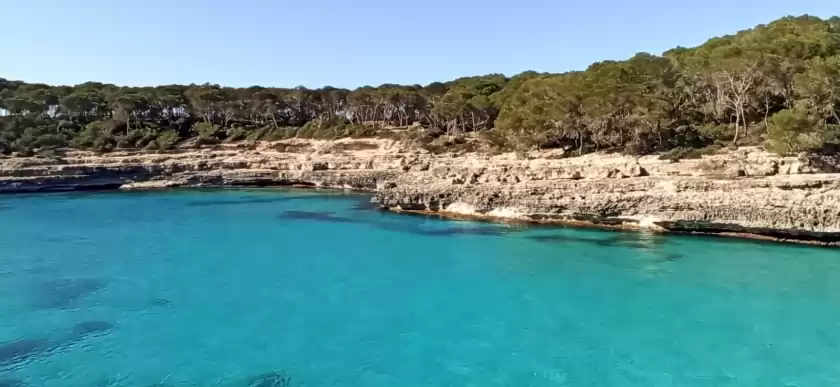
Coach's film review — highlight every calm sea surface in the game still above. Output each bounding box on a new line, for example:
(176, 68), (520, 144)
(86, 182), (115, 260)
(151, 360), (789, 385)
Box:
(1, 189), (839, 387)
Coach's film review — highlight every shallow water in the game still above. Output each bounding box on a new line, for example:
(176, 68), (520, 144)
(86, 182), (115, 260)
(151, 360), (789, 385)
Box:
(1, 189), (839, 387)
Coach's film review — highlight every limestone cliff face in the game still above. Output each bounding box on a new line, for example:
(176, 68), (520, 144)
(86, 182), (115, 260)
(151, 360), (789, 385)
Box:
(2, 139), (839, 244)
(0, 139), (406, 192)
(375, 148), (840, 244)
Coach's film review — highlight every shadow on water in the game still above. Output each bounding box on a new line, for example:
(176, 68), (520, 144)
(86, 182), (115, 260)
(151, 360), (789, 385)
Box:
(349, 200), (379, 211)
(71, 321), (114, 339)
(0, 378), (26, 387)
(0, 321), (114, 369)
(186, 193), (369, 208)
(244, 371), (293, 387)
(89, 370), (294, 387)
(0, 339), (50, 366)
(187, 197), (303, 207)
(278, 210), (516, 238)
(415, 225), (513, 237)
(150, 298), (174, 307)
(529, 231), (684, 265)
(32, 278), (106, 309)
(279, 210), (358, 223)
(529, 232), (669, 249)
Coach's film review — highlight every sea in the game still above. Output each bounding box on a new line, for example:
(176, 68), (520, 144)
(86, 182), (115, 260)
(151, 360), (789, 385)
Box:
(0, 189), (839, 387)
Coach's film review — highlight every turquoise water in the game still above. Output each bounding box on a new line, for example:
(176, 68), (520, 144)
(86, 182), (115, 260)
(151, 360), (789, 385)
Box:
(1, 190), (840, 387)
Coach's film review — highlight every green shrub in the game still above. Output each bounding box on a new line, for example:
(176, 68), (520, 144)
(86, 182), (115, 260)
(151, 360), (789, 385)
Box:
(33, 133), (68, 149)
(246, 126), (269, 141)
(344, 124), (378, 138)
(766, 109), (823, 155)
(296, 120), (330, 139)
(194, 137), (220, 147)
(92, 134), (116, 152)
(225, 127), (251, 142)
(248, 126), (298, 141)
(72, 120), (118, 152)
(823, 124), (840, 146)
(265, 127), (298, 141)
(698, 123), (733, 144)
(12, 127), (47, 151)
(117, 130), (146, 148)
(193, 122), (223, 140)
(296, 117), (367, 140)
(37, 148), (60, 158)
(136, 133), (158, 149)
(144, 141), (159, 151)
(156, 130), (180, 150)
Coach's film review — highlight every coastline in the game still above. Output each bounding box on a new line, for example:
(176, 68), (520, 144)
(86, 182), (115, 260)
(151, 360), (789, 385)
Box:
(387, 207), (840, 247)
(2, 138), (840, 247)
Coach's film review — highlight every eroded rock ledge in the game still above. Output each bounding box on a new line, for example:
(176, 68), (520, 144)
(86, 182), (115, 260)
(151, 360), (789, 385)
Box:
(2, 139), (839, 246)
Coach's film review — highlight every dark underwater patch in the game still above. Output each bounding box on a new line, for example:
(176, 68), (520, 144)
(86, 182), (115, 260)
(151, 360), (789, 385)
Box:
(378, 222), (512, 237)
(411, 225), (511, 237)
(529, 232), (683, 267)
(0, 377), (27, 387)
(71, 321), (114, 339)
(0, 321), (115, 369)
(33, 278), (106, 309)
(187, 193), (368, 208)
(0, 338), (50, 366)
(280, 209), (513, 238)
(186, 197), (300, 207)
(278, 210), (358, 223)
(660, 252), (684, 261)
(150, 298), (174, 307)
(529, 234), (616, 246)
(244, 371), (293, 387)
(530, 233), (668, 249)
(349, 200), (379, 211)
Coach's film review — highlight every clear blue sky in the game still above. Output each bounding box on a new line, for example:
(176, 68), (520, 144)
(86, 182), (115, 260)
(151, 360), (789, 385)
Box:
(1, 0), (836, 89)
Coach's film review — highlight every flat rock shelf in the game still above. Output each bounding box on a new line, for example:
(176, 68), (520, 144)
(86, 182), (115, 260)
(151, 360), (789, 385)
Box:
(2, 138), (840, 245)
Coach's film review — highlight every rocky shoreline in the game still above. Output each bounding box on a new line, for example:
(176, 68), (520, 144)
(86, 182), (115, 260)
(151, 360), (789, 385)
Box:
(2, 138), (839, 246)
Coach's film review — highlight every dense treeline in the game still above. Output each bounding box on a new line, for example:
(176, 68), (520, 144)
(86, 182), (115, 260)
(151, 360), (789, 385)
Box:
(1, 15), (840, 156)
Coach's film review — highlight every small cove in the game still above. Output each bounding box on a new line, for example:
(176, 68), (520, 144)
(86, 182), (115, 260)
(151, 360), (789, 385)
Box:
(1, 189), (839, 386)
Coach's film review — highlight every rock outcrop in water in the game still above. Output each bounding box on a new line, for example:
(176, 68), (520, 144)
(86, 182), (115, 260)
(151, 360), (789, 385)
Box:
(2, 139), (840, 245)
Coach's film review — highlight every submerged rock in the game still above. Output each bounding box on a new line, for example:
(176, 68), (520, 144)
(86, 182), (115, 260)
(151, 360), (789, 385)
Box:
(71, 321), (114, 338)
(150, 298), (174, 307)
(0, 338), (49, 365)
(33, 278), (106, 309)
(245, 372), (292, 387)
(0, 378), (27, 387)
(278, 211), (357, 224)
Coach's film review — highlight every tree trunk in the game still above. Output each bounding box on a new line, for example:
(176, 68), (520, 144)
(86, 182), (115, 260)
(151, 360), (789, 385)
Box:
(657, 127), (663, 149)
(732, 110), (740, 148)
(577, 129), (584, 156)
(764, 93), (770, 129)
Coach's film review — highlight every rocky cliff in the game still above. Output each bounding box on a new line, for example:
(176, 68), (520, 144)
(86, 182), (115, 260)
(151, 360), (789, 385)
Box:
(0, 139), (406, 193)
(2, 139), (839, 245)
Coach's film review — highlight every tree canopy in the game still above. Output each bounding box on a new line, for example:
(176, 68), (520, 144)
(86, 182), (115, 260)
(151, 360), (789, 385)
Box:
(1, 15), (839, 156)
